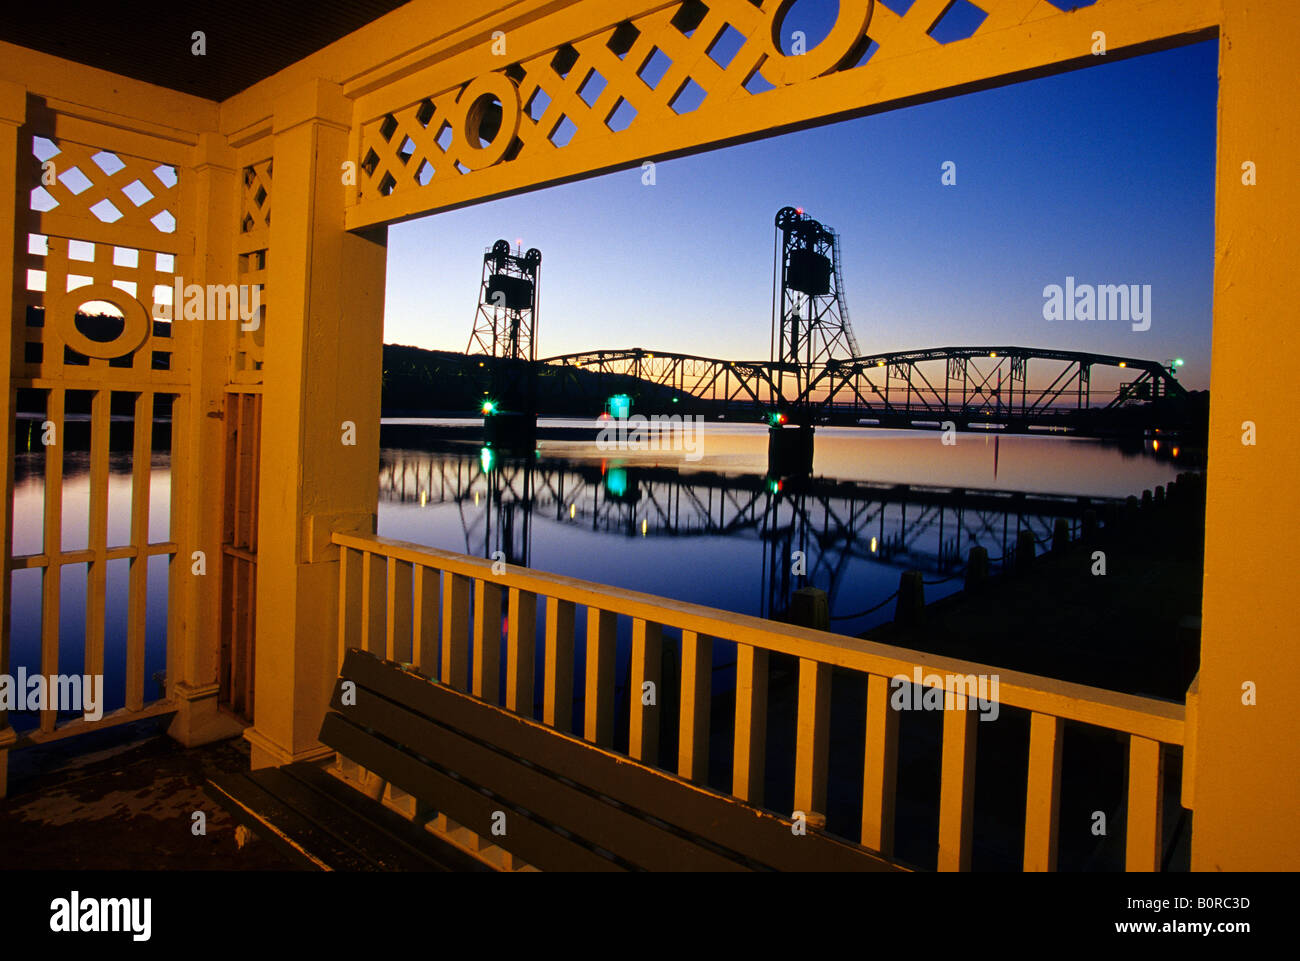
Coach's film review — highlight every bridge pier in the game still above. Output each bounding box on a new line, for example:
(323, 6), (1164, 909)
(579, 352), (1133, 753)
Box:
(483, 411), (537, 451)
(767, 424), (815, 476)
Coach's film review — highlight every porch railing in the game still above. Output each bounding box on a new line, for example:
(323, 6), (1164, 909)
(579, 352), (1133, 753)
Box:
(333, 531), (1185, 872)
(1, 391), (181, 799)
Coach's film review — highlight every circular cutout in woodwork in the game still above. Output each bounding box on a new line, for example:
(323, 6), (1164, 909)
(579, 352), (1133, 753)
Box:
(759, 0), (874, 86)
(456, 73), (522, 170)
(50, 283), (151, 360)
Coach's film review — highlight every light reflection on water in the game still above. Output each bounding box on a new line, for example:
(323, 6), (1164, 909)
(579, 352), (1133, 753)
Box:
(377, 422), (1187, 630)
(9, 452), (171, 729)
(6, 423), (1185, 727)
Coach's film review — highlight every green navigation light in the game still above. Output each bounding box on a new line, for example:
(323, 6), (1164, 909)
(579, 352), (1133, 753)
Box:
(608, 394), (632, 419)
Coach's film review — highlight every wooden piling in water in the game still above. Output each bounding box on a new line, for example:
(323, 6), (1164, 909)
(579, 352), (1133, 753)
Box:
(1083, 509), (1098, 544)
(964, 546), (989, 591)
(894, 571), (925, 628)
(1052, 517), (1070, 555)
(1015, 530), (1036, 574)
(790, 587), (830, 632)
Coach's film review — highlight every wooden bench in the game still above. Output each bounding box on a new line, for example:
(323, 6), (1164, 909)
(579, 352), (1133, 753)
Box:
(204, 747), (489, 871)
(211, 647), (906, 872)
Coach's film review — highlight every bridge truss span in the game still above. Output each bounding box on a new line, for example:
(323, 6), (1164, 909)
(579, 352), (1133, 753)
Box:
(539, 347), (783, 412)
(538, 344), (1191, 435)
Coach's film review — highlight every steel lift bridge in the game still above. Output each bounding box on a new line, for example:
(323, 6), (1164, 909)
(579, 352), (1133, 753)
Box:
(467, 209), (1192, 466)
(467, 239), (543, 446)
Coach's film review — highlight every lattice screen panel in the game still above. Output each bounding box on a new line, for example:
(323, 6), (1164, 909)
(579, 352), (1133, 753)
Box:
(21, 135), (189, 389)
(357, 0), (1074, 204)
(7, 129), (190, 736)
(232, 159), (271, 385)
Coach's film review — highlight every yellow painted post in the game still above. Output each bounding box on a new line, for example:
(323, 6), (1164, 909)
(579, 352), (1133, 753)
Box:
(85, 390), (109, 683)
(1023, 712), (1064, 871)
(628, 618), (661, 763)
(1181, 672), (1198, 811)
(678, 630), (711, 782)
(166, 394), (190, 711)
(861, 673), (899, 856)
(0, 81), (24, 796)
(361, 550), (386, 655)
(337, 547), (361, 665)
(124, 390), (151, 713)
(472, 579), (503, 704)
(40, 389), (64, 732)
(1125, 736), (1164, 872)
(1193, 0), (1300, 870)
(793, 658), (830, 818)
(584, 608), (617, 746)
(441, 573), (470, 690)
(732, 643), (767, 803)
(245, 79), (387, 770)
(412, 565), (439, 677)
(543, 597), (575, 731)
(505, 587), (537, 716)
(167, 131), (245, 748)
(937, 696), (977, 871)
(386, 557), (413, 663)
(408, 564), (439, 676)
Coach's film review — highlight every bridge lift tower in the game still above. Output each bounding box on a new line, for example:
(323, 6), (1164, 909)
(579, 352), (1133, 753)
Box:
(768, 206), (860, 474)
(466, 239), (541, 449)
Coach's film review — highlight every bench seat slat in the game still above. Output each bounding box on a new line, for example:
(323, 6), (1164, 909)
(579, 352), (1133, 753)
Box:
(206, 770), (372, 871)
(328, 670), (752, 871)
(334, 648), (903, 872)
(267, 764), (487, 872)
(206, 763), (491, 872)
(320, 713), (625, 872)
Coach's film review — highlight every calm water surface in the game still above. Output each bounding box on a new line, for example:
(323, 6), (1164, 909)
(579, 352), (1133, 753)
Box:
(7, 420), (1187, 727)
(378, 420), (1186, 629)
(9, 451), (171, 727)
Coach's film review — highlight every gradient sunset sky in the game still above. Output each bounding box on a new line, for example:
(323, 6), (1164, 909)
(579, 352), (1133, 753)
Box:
(382, 17), (1217, 393)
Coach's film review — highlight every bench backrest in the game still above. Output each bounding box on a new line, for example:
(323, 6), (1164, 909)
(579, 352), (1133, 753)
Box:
(320, 647), (903, 872)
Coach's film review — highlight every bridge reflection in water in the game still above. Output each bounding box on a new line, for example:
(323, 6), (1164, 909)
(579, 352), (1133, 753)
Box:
(376, 446), (1119, 634)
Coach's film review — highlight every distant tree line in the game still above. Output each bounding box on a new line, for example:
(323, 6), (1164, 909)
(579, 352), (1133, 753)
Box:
(381, 343), (689, 417)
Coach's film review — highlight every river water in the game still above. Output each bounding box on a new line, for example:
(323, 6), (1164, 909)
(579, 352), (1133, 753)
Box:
(378, 419), (1187, 632)
(6, 420), (1187, 727)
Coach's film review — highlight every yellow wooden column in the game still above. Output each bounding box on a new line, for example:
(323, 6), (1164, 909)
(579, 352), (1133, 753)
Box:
(244, 79), (387, 769)
(1192, 0), (1300, 869)
(0, 80), (25, 796)
(166, 131), (246, 748)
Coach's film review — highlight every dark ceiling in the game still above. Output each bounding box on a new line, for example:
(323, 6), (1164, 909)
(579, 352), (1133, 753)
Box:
(1, 1), (412, 102)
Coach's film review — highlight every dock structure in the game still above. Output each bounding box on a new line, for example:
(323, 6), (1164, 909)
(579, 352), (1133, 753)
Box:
(0, 0), (1295, 872)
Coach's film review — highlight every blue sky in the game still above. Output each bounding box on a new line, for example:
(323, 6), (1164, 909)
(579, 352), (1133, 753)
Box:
(383, 25), (1217, 392)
